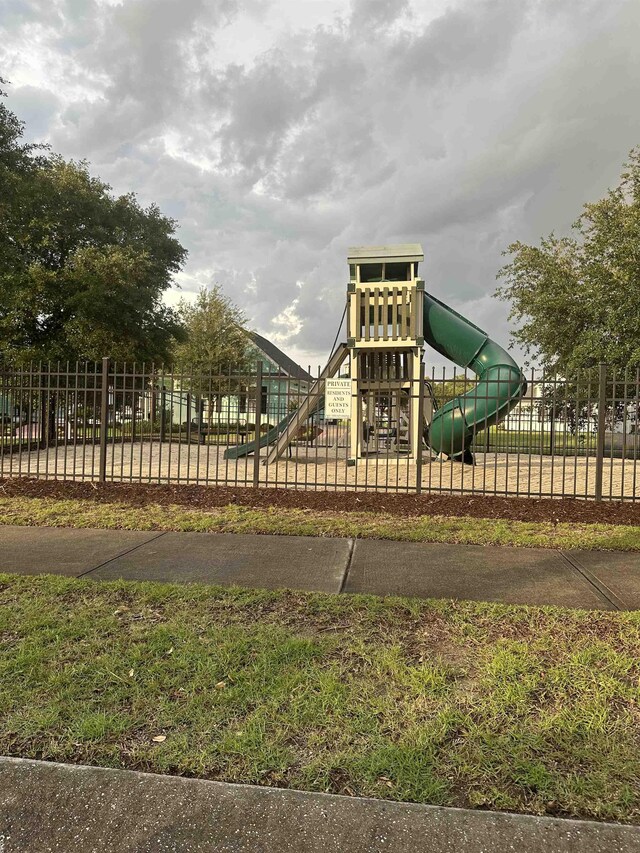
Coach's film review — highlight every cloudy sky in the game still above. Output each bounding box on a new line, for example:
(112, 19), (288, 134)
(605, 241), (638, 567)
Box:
(2, 0), (640, 369)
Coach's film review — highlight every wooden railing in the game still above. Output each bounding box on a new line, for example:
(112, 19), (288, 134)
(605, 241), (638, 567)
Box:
(348, 284), (422, 345)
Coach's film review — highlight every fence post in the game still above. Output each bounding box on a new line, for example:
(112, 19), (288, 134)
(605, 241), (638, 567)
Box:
(197, 396), (205, 444)
(98, 356), (110, 483)
(594, 362), (607, 501)
(416, 360), (425, 495)
(39, 387), (47, 448)
(253, 360), (263, 488)
(160, 383), (167, 442)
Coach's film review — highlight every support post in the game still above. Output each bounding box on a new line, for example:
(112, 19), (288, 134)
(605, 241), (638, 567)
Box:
(595, 363), (607, 501)
(39, 388), (47, 448)
(131, 390), (137, 443)
(160, 384), (167, 442)
(197, 396), (205, 444)
(98, 356), (109, 483)
(416, 360), (425, 495)
(349, 349), (359, 463)
(253, 360), (263, 488)
(410, 349), (422, 460)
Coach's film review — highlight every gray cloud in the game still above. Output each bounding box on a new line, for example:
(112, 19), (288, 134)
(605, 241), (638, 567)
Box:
(349, 0), (410, 32)
(395, 0), (527, 84)
(2, 0), (639, 368)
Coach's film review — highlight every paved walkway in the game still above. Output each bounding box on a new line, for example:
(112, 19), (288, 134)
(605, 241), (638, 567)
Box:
(2, 757), (639, 852)
(1, 525), (639, 609)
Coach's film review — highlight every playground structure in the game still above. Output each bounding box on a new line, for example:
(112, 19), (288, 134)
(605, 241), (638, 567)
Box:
(225, 244), (527, 467)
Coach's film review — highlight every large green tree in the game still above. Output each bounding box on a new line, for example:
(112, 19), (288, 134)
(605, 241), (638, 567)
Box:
(496, 147), (640, 372)
(0, 82), (186, 364)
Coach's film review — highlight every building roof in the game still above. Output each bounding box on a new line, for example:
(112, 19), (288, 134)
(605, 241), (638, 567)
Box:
(248, 331), (314, 383)
(347, 244), (424, 263)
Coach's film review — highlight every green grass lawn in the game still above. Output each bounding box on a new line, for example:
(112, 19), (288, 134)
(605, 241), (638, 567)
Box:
(1, 495), (639, 551)
(1, 573), (639, 822)
(471, 426), (599, 456)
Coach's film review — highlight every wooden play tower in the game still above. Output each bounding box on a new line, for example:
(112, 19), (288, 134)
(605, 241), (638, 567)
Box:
(347, 244), (425, 463)
(229, 240), (525, 469)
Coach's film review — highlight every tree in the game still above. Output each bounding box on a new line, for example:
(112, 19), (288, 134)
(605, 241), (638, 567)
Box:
(0, 79), (49, 292)
(173, 286), (251, 371)
(173, 286), (253, 426)
(496, 147), (640, 372)
(0, 82), (187, 365)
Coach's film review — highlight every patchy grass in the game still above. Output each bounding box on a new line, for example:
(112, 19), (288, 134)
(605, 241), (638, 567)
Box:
(1, 573), (640, 822)
(0, 495), (639, 551)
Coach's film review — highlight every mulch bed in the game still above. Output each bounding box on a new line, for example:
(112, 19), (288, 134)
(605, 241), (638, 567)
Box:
(1, 477), (640, 527)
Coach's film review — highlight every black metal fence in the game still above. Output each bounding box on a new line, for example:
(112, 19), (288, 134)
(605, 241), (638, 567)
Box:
(1, 359), (639, 501)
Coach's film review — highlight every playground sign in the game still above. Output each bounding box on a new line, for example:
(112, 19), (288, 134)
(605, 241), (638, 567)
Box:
(325, 378), (351, 419)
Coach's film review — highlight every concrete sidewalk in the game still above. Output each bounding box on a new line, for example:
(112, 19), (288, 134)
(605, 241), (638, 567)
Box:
(1, 524), (639, 609)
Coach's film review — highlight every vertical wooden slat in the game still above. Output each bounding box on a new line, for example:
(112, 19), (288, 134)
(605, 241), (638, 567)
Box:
(364, 288), (370, 342)
(409, 287), (416, 340)
(415, 282), (423, 340)
(401, 287), (407, 339)
(373, 287), (380, 341)
(382, 286), (389, 341)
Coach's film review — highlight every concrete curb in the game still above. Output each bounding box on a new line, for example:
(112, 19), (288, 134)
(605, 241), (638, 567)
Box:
(1, 757), (639, 852)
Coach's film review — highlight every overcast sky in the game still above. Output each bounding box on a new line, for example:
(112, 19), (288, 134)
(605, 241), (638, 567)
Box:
(2, 0), (640, 369)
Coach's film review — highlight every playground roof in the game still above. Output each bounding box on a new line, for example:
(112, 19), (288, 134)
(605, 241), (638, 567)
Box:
(347, 244), (424, 263)
(248, 332), (314, 383)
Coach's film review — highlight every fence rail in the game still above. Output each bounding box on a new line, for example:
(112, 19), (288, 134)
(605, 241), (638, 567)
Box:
(1, 359), (639, 501)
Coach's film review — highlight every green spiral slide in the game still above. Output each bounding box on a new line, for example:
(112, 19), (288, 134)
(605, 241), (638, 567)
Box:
(422, 291), (526, 459)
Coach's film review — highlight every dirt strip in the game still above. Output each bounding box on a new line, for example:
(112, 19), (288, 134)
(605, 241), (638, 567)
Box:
(2, 478), (640, 526)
